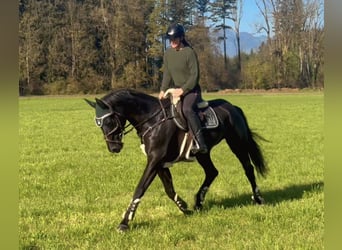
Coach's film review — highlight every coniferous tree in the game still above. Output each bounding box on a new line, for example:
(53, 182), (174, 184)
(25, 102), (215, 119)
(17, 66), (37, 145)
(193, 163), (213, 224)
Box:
(210, 0), (237, 70)
(18, 0), (324, 94)
(146, 0), (169, 90)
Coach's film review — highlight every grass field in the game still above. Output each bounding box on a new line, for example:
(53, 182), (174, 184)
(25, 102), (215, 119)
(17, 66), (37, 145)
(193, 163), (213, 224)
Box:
(19, 92), (323, 249)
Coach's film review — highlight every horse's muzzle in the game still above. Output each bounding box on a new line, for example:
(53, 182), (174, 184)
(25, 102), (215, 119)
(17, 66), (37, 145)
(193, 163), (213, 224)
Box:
(107, 142), (123, 153)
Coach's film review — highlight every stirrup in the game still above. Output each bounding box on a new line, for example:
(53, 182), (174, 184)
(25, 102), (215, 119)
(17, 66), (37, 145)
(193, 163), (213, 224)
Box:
(191, 140), (208, 154)
(191, 146), (208, 154)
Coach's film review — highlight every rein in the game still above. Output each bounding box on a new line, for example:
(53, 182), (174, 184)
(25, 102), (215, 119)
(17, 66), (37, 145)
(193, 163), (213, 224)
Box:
(97, 98), (173, 143)
(140, 99), (171, 139)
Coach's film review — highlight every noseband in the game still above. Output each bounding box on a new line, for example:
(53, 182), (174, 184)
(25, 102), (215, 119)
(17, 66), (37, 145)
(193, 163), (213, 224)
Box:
(95, 111), (126, 144)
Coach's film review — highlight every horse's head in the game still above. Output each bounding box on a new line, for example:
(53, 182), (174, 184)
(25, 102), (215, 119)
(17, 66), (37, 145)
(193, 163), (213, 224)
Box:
(85, 98), (125, 153)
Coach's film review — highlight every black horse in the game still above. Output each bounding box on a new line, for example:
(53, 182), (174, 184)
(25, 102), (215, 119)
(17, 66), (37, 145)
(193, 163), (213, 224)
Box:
(85, 88), (268, 232)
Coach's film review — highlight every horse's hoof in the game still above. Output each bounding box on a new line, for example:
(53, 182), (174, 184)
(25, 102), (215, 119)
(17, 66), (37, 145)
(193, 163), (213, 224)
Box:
(183, 209), (194, 216)
(252, 195), (265, 205)
(193, 204), (203, 211)
(117, 224), (129, 233)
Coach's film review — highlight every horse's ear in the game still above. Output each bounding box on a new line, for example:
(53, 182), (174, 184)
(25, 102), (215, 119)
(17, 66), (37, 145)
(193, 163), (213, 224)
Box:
(95, 98), (108, 109)
(84, 98), (96, 109)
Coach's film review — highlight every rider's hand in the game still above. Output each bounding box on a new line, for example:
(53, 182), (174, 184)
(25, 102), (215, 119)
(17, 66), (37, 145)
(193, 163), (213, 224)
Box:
(158, 91), (165, 99)
(172, 88), (184, 98)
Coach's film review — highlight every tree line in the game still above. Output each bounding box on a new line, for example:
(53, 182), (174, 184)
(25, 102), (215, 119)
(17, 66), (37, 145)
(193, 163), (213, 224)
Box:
(19, 0), (324, 95)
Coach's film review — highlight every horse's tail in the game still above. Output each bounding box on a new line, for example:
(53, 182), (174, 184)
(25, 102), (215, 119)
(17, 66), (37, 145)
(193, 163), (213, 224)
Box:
(235, 106), (268, 177)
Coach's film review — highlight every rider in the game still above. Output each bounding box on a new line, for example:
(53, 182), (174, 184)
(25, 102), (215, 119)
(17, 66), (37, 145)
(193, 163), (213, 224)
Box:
(158, 23), (208, 154)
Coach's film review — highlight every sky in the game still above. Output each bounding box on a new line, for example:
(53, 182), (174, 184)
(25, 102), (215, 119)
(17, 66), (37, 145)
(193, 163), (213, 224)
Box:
(206, 1), (267, 36)
(238, 0), (324, 35)
(239, 0), (265, 35)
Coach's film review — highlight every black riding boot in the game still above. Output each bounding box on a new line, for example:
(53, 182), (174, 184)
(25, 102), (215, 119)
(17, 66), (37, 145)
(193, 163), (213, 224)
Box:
(188, 115), (208, 154)
(193, 129), (208, 154)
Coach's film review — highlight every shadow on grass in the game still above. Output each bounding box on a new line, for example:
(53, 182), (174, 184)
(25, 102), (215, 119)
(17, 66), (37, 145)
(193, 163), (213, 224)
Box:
(116, 181), (323, 231)
(205, 181), (324, 210)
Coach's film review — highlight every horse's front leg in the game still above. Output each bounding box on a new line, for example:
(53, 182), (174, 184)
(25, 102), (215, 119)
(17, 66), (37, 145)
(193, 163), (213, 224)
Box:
(118, 165), (157, 232)
(158, 168), (192, 215)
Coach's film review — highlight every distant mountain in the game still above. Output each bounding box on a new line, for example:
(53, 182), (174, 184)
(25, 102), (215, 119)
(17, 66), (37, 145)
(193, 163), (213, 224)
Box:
(213, 29), (267, 57)
(239, 32), (267, 55)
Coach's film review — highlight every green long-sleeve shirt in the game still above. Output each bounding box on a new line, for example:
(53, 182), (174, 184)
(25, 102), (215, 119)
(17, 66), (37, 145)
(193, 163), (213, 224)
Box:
(161, 46), (200, 95)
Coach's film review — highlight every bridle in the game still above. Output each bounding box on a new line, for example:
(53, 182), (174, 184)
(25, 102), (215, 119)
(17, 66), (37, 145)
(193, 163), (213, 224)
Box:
(94, 99), (173, 144)
(95, 111), (128, 144)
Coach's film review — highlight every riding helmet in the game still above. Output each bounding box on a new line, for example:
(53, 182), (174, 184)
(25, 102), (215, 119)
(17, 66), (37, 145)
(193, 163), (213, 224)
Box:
(166, 23), (185, 40)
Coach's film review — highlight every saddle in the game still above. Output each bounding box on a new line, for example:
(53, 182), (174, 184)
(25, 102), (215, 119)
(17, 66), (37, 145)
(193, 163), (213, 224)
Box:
(140, 89), (219, 163)
(164, 88), (219, 131)
(151, 89), (219, 164)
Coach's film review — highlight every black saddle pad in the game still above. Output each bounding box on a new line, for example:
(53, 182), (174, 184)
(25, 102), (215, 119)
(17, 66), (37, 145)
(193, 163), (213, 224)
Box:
(199, 106), (219, 129)
(171, 103), (219, 130)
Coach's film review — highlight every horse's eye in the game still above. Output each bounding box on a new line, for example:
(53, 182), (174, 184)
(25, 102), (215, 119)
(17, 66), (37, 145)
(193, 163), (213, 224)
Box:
(103, 117), (112, 125)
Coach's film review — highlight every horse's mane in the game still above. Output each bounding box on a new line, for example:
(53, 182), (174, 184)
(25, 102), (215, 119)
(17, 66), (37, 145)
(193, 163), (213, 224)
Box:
(102, 88), (159, 112)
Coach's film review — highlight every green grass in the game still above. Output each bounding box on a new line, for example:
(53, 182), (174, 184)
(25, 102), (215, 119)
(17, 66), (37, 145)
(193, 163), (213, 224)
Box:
(19, 92), (323, 249)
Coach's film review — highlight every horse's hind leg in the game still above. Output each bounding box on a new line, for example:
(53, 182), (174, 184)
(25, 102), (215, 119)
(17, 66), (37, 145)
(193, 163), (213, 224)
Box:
(230, 146), (264, 204)
(194, 154), (219, 210)
(157, 168), (192, 215)
(241, 157), (264, 204)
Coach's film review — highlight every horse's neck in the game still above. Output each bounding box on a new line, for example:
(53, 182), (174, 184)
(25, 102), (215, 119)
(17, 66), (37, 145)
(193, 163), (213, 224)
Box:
(123, 98), (160, 126)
